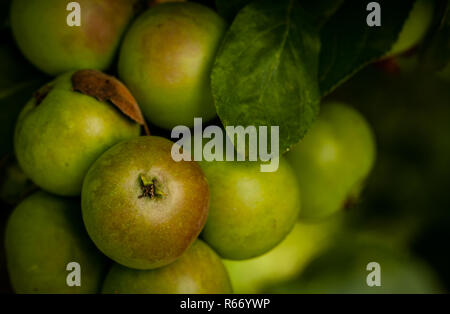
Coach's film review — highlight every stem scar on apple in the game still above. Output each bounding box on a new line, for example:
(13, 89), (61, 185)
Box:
(71, 69), (150, 135)
(138, 174), (166, 200)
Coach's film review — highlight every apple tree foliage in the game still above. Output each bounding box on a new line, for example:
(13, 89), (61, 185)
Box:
(213, 0), (449, 153)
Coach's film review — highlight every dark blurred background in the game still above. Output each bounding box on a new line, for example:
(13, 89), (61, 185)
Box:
(326, 62), (450, 292)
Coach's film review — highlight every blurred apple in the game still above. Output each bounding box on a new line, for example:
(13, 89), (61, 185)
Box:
(224, 216), (343, 293)
(267, 232), (443, 293)
(386, 0), (434, 57)
(287, 102), (376, 220)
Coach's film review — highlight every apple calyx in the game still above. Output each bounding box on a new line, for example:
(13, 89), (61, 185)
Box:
(138, 174), (166, 200)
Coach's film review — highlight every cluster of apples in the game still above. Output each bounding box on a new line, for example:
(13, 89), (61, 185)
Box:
(4, 0), (381, 294)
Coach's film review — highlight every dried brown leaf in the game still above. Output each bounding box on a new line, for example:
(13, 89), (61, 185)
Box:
(72, 70), (150, 135)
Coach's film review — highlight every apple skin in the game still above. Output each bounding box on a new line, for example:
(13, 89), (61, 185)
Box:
(200, 157), (301, 260)
(81, 136), (210, 270)
(4, 191), (107, 294)
(387, 0), (434, 57)
(224, 217), (343, 293)
(286, 102), (376, 220)
(118, 2), (226, 129)
(14, 72), (141, 197)
(101, 240), (232, 294)
(10, 0), (138, 75)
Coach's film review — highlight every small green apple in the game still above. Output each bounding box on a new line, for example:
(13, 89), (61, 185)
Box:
(81, 136), (209, 270)
(224, 216), (343, 293)
(118, 2), (227, 129)
(387, 0), (434, 57)
(101, 240), (232, 294)
(14, 71), (141, 196)
(4, 191), (107, 294)
(200, 157), (301, 260)
(10, 0), (138, 75)
(286, 102), (376, 220)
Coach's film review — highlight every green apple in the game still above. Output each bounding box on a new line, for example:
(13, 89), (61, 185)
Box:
(10, 0), (138, 75)
(81, 136), (209, 270)
(267, 234), (442, 293)
(387, 0), (434, 57)
(14, 71), (141, 196)
(101, 240), (232, 294)
(286, 102), (376, 220)
(4, 191), (107, 294)
(118, 2), (226, 129)
(224, 216), (343, 293)
(200, 157), (301, 260)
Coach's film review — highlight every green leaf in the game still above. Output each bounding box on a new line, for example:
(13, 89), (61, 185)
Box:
(212, 0), (320, 154)
(216, 0), (345, 26)
(319, 0), (416, 95)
